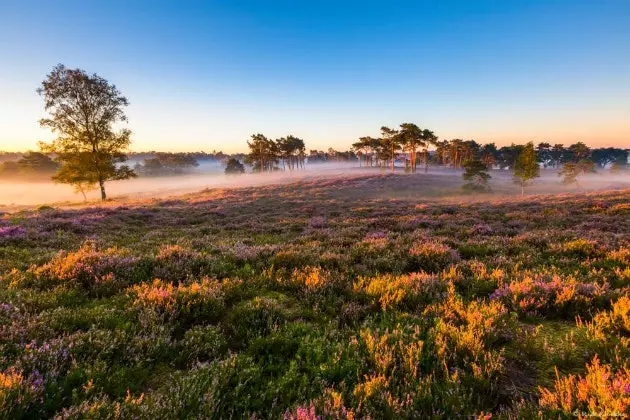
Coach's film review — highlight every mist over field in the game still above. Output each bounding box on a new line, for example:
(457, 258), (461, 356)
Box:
(1, 162), (628, 208)
(0, 162), (363, 206)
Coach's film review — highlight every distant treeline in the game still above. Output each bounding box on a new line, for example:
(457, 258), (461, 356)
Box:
(0, 151), (59, 180)
(2, 140), (628, 181)
(350, 124), (629, 172)
(0, 151), (234, 179)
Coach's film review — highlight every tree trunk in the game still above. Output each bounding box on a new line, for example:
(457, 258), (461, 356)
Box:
(99, 179), (106, 201)
(391, 145), (395, 172)
(424, 149), (428, 173)
(521, 184), (524, 196)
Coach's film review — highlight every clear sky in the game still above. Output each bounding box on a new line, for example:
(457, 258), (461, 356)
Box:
(1, 0), (629, 153)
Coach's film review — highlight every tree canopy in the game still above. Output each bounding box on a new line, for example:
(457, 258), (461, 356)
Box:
(462, 159), (491, 192)
(513, 142), (540, 195)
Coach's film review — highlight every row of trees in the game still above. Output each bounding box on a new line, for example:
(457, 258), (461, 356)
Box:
(0, 152), (59, 179)
(23, 64), (630, 201)
(134, 152), (199, 176)
(353, 125), (628, 172)
(352, 124), (438, 172)
(461, 141), (617, 194)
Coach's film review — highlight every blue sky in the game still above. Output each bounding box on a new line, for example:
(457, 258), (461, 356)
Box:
(1, 0), (629, 152)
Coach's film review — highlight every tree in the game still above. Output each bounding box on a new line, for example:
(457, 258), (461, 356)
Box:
(37, 64), (135, 200)
(462, 159), (491, 192)
(497, 144), (524, 170)
(51, 152), (99, 201)
(559, 160), (596, 189)
(513, 142), (540, 196)
(611, 155), (629, 173)
(352, 136), (379, 167)
(276, 135), (306, 171)
(246, 134), (278, 172)
(480, 143), (499, 168)
(591, 148), (628, 169)
(420, 129), (438, 173)
(380, 126), (400, 171)
(550, 144), (565, 168)
(136, 153), (199, 176)
(434, 140), (452, 166)
(0, 160), (20, 178)
(536, 142), (552, 167)
(16, 152), (58, 174)
(568, 142), (591, 162)
(396, 123), (426, 172)
(225, 158), (245, 174)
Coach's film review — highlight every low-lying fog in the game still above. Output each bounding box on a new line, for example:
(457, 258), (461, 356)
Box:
(1, 163), (629, 208)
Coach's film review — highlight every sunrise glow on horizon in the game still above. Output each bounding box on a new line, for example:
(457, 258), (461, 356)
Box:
(1, 0), (629, 153)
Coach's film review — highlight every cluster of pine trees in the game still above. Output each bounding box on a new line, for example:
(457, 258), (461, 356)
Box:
(352, 126), (628, 172)
(244, 134), (307, 172)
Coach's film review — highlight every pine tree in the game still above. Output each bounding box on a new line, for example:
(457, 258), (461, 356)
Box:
(462, 159), (491, 192)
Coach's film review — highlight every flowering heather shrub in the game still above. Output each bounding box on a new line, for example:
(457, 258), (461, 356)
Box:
(0, 226), (27, 243)
(579, 296), (630, 365)
(287, 266), (341, 295)
(491, 274), (614, 318)
(453, 261), (506, 298)
(271, 249), (316, 269)
(359, 324), (425, 379)
(27, 241), (141, 296)
(354, 272), (447, 311)
(284, 389), (355, 420)
(552, 238), (603, 258)
(607, 203), (630, 215)
(0, 176), (629, 417)
(432, 289), (513, 360)
(607, 247), (630, 266)
(176, 325), (227, 366)
(307, 216), (327, 229)
(585, 296), (630, 341)
(469, 223), (493, 236)
(229, 242), (279, 262)
(226, 294), (298, 344)
(408, 241), (460, 272)
(0, 368), (44, 418)
(153, 244), (207, 283)
(129, 278), (225, 323)
(539, 356), (630, 417)
(364, 230), (388, 240)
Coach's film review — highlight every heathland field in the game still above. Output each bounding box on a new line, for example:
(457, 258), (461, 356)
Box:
(1, 173), (629, 418)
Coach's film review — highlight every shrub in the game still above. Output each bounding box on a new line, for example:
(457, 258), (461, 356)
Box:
(153, 244), (209, 283)
(0, 368), (44, 419)
(539, 356), (630, 416)
(353, 272), (447, 311)
(552, 239), (602, 258)
(129, 278), (225, 324)
(28, 241), (143, 296)
(226, 294), (299, 345)
(287, 266), (341, 295)
(579, 296), (630, 366)
(408, 241), (460, 272)
(176, 325), (227, 366)
(491, 274), (614, 318)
